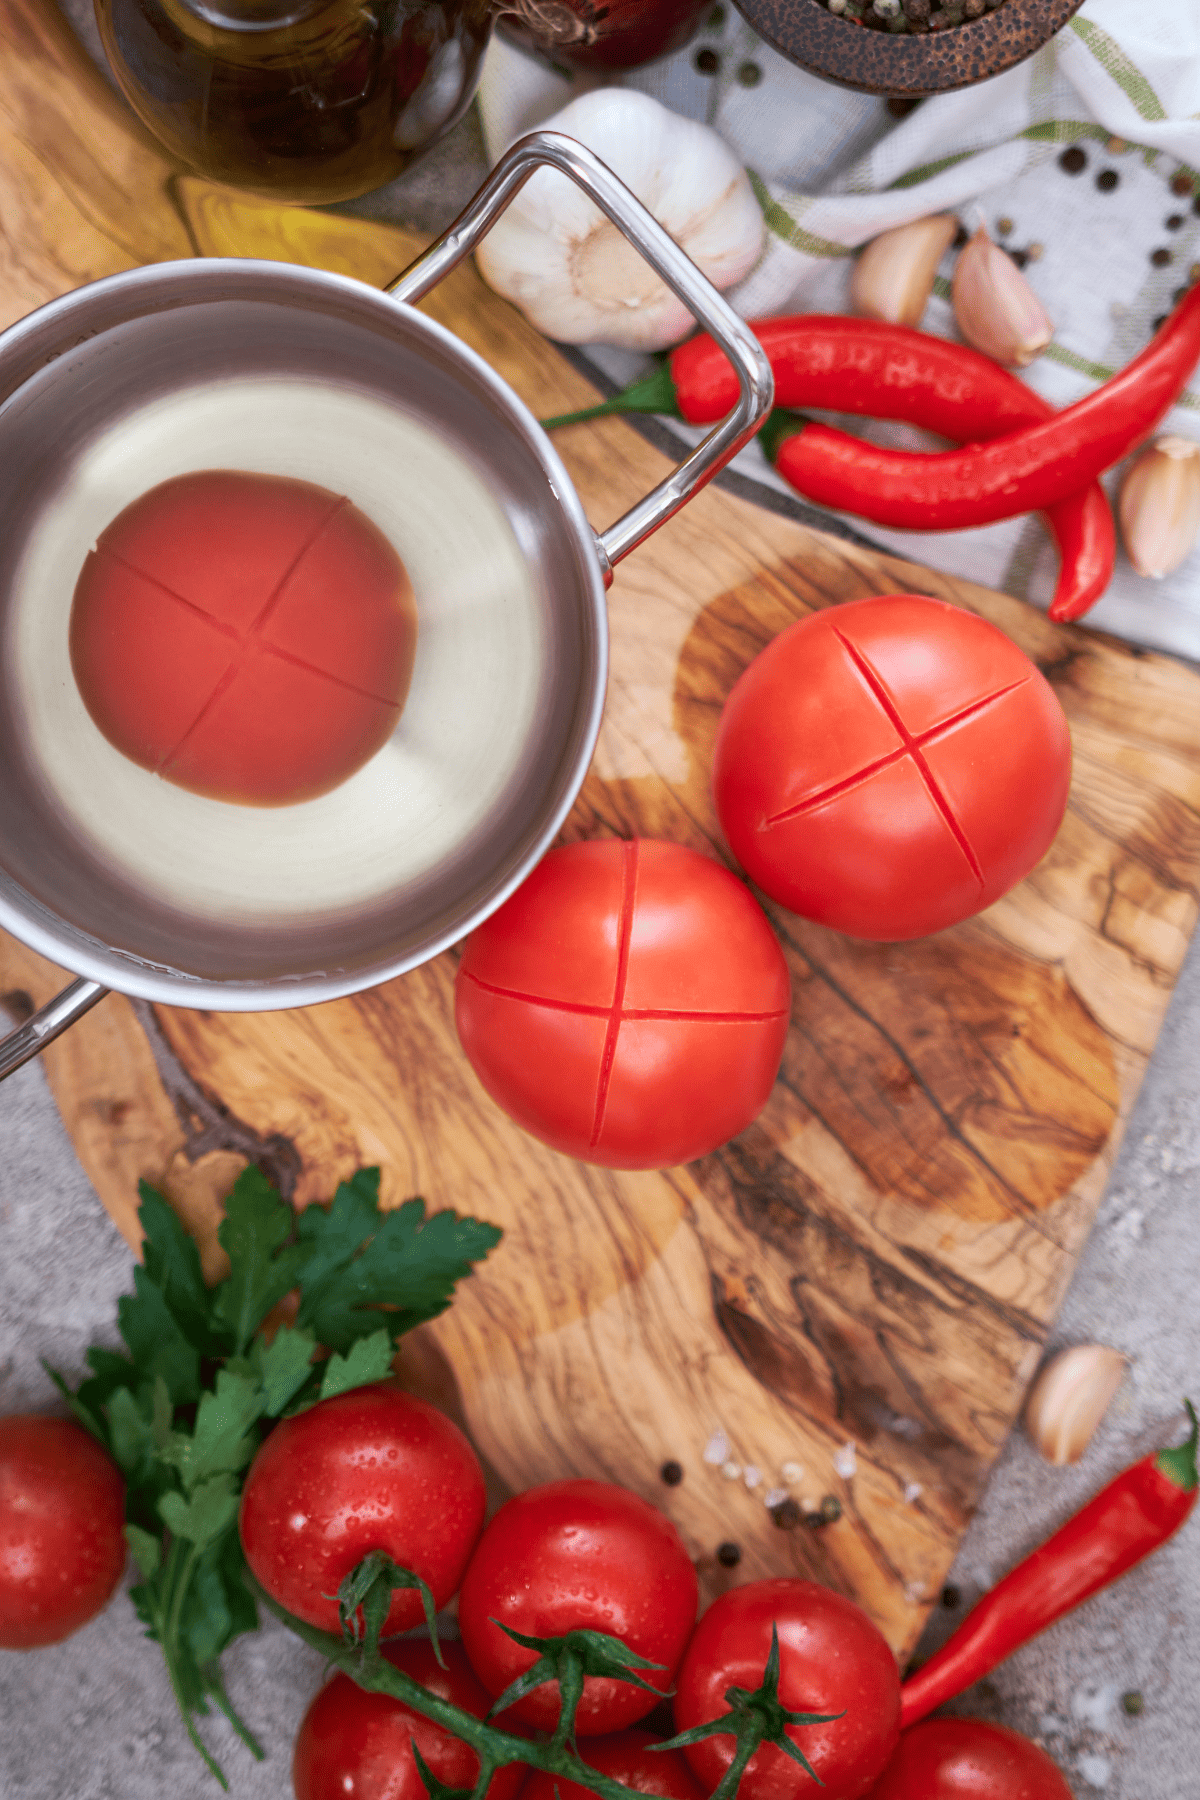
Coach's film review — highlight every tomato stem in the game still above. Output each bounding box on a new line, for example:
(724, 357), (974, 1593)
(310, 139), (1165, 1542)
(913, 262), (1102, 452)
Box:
(254, 1577), (681, 1800)
(336, 1551), (445, 1666)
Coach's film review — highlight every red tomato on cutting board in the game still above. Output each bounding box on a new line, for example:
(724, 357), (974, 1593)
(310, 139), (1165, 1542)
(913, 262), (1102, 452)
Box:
(712, 595), (1071, 941)
(871, 1718), (1075, 1799)
(673, 1579), (901, 1800)
(454, 838), (790, 1169)
(292, 1638), (527, 1800)
(457, 1479), (699, 1736)
(70, 469), (417, 806)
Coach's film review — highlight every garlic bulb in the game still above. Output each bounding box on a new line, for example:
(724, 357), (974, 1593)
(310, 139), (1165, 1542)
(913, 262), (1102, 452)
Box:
(952, 225), (1053, 368)
(475, 91), (764, 352)
(850, 214), (957, 330)
(1119, 435), (1200, 579)
(1024, 1344), (1126, 1465)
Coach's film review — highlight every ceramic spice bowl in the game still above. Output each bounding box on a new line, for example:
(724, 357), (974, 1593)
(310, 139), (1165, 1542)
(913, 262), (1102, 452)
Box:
(731, 0), (1086, 96)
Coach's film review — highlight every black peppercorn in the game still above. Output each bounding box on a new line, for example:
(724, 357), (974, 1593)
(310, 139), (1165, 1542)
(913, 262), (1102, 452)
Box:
(807, 1494), (843, 1526)
(694, 46), (720, 74)
(1096, 170), (1119, 193)
(716, 1541), (742, 1567)
(1059, 147), (1087, 175)
(737, 61), (762, 87)
(941, 1583), (961, 1608)
(1151, 247), (1173, 267)
(770, 1498), (802, 1530)
(660, 1460), (683, 1486)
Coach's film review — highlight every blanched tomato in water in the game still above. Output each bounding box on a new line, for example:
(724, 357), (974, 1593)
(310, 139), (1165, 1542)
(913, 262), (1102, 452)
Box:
(70, 469), (417, 806)
(239, 1385), (486, 1637)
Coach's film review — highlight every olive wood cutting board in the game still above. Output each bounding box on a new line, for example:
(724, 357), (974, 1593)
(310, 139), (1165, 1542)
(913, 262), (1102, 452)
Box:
(4, 0), (1200, 1662)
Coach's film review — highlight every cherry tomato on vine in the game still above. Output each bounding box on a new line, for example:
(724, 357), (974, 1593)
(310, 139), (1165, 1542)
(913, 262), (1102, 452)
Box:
(457, 1479), (699, 1735)
(293, 1638), (528, 1800)
(0, 1414), (127, 1649)
(871, 1718), (1074, 1799)
(239, 1385), (486, 1636)
(672, 1579), (900, 1800)
(521, 1730), (705, 1800)
(712, 594), (1071, 942)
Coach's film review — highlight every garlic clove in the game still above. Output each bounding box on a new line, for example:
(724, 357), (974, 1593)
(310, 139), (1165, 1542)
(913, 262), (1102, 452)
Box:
(952, 225), (1054, 368)
(1118, 434), (1200, 579)
(850, 214), (957, 330)
(1024, 1344), (1127, 1466)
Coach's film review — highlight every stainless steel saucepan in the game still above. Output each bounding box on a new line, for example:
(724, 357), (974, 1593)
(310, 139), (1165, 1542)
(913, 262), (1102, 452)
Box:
(0, 131), (772, 1081)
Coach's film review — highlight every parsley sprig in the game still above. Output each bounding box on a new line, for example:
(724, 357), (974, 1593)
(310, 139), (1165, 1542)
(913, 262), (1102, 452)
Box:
(46, 1166), (501, 1789)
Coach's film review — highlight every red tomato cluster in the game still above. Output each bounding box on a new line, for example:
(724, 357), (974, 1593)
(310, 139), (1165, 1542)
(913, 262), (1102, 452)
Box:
(238, 1390), (905, 1800)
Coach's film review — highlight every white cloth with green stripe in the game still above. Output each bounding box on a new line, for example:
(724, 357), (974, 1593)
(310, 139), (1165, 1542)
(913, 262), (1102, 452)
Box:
(478, 1), (1200, 656)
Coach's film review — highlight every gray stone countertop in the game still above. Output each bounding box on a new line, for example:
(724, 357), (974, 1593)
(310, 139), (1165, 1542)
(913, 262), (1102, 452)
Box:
(2, 11), (1198, 1795)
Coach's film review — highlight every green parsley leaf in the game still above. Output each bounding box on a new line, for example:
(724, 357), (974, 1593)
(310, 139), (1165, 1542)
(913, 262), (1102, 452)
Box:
(138, 1183), (226, 1356)
(107, 1385), (161, 1483)
(159, 1370), (264, 1492)
(297, 1193), (502, 1354)
(250, 1322), (318, 1416)
(125, 1523), (162, 1579)
(41, 1360), (109, 1448)
(318, 1327), (396, 1401)
(159, 1474), (241, 1548)
(213, 1168), (311, 1357)
(118, 1269), (201, 1404)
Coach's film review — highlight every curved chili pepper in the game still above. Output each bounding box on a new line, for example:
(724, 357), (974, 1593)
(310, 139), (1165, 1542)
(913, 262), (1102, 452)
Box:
(758, 280), (1200, 530)
(541, 317), (1115, 620)
(900, 1400), (1198, 1730)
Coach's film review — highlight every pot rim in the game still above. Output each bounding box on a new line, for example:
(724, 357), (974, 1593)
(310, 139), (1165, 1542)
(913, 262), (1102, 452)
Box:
(0, 256), (610, 1010)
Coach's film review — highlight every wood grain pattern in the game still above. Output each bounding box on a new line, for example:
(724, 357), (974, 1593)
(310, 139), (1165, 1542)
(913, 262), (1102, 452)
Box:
(4, 0), (1200, 1662)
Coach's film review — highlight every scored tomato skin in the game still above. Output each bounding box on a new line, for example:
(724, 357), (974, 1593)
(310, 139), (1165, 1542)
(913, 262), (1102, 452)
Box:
(520, 1729), (705, 1800)
(0, 1415), (127, 1650)
(712, 594), (1072, 942)
(870, 1718), (1075, 1799)
(457, 1478), (699, 1735)
(239, 1385), (486, 1636)
(292, 1638), (528, 1800)
(673, 1579), (901, 1800)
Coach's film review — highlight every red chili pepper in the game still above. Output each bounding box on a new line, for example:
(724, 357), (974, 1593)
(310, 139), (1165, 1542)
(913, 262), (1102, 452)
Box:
(759, 280), (1200, 530)
(900, 1400), (1198, 1730)
(541, 316), (1115, 621)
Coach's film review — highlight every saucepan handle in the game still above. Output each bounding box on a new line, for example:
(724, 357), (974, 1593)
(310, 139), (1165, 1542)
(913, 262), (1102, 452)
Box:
(0, 977), (108, 1082)
(386, 129), (774, 580)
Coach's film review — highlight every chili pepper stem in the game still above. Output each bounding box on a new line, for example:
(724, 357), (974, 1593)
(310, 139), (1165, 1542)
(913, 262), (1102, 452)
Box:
(541, 362), (679, 430)
(758, 409), (810, 465)
(1155, 1397), (1198, 1490)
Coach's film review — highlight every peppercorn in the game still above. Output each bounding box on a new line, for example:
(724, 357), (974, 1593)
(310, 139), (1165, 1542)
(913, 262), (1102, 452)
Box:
(660, 1460), (683, 1486)
(1097, 170), (1120, 193)
(808, 1494), (843, 1526)
(941, 1583), (961, 1608)
(694, 46), (720, 72)
(770, 1497), (802, 1530)
(904, 0), (930, 16)
(716, 1541), (742, 1567)
(1152, 247), (1173, 267)
(1122, 1690), (1145, 1717)
(1060, 147), (1088, 175)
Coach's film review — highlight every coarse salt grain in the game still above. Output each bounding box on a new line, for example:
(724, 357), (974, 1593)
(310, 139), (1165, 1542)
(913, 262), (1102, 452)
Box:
(704, 1429), (731, 1465)
(833, 1442), (858, 1479)
(903, 1481), (923, 1503)
(722, 1460), (742, 1480)
(763, 1487), (789, 1509)
(782, 1461), (805, 1483)
(743, 1465), (762, 1489)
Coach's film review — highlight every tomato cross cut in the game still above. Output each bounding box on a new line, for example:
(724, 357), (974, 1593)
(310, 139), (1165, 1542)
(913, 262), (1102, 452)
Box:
(454, 838), (792, 1169)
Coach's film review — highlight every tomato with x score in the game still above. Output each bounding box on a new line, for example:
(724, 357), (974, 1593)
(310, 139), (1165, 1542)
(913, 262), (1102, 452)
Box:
(712, 594), (1071, 941)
